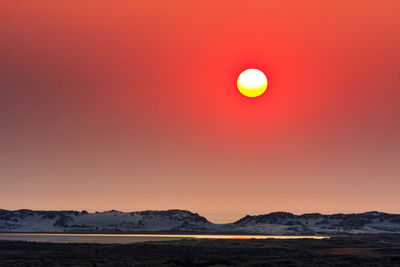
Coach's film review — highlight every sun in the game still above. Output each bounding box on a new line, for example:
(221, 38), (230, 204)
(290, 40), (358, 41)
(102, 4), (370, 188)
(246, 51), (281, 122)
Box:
(237, 69), (268, 98)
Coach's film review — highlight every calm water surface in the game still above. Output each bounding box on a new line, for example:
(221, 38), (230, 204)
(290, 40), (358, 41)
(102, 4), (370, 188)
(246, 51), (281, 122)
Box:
(0, 233), (329, 244)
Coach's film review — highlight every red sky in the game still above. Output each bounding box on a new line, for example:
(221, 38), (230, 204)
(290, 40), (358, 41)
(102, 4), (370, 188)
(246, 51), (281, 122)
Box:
(1, 1), (399, 223)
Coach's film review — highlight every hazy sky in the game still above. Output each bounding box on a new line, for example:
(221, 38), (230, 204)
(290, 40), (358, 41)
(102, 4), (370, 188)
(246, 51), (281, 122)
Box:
(1, 1), (399, 223)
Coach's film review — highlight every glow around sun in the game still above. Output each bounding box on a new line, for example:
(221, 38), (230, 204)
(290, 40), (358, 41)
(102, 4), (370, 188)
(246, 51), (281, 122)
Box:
(237, 69), (268, 97)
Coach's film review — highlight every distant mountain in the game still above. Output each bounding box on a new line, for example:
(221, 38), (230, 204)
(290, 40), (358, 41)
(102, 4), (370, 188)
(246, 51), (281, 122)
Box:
(1, 209), (400, 235)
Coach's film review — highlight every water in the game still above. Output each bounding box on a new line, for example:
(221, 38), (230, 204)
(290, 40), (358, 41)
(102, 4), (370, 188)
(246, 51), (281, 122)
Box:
(0, 233), (328, 244)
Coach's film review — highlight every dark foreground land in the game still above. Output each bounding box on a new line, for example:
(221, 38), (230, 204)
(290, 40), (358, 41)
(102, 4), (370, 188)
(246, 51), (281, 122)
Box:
(1, 235), (400, 266)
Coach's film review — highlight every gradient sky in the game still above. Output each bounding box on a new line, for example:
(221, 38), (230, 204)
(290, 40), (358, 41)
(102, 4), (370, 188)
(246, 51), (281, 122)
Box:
(1, 1), (399, 223)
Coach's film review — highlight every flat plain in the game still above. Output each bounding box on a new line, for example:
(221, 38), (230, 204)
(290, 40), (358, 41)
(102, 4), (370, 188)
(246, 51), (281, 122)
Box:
(1, 234), (400, 266)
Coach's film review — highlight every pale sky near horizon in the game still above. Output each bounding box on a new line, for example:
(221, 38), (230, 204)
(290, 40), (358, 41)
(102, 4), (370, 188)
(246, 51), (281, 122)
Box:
(1, 1), (400, 223)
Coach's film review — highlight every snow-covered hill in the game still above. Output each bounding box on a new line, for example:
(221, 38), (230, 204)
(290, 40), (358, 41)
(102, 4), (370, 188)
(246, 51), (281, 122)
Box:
(0, 209), (214, 232)
(1, 209), (400, 235)
(233, 211), (400, 235)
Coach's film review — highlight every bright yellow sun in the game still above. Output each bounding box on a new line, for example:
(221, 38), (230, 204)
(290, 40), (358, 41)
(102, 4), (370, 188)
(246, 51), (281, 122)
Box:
(237, 69), (268, 98)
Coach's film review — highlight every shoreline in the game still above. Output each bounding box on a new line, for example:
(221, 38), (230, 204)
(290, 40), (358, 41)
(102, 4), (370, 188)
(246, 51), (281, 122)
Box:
(0, 232), (330, 240)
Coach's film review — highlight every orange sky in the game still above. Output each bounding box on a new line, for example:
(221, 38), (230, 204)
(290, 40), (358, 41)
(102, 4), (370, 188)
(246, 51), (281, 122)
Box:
(1, 1), (400, 223)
